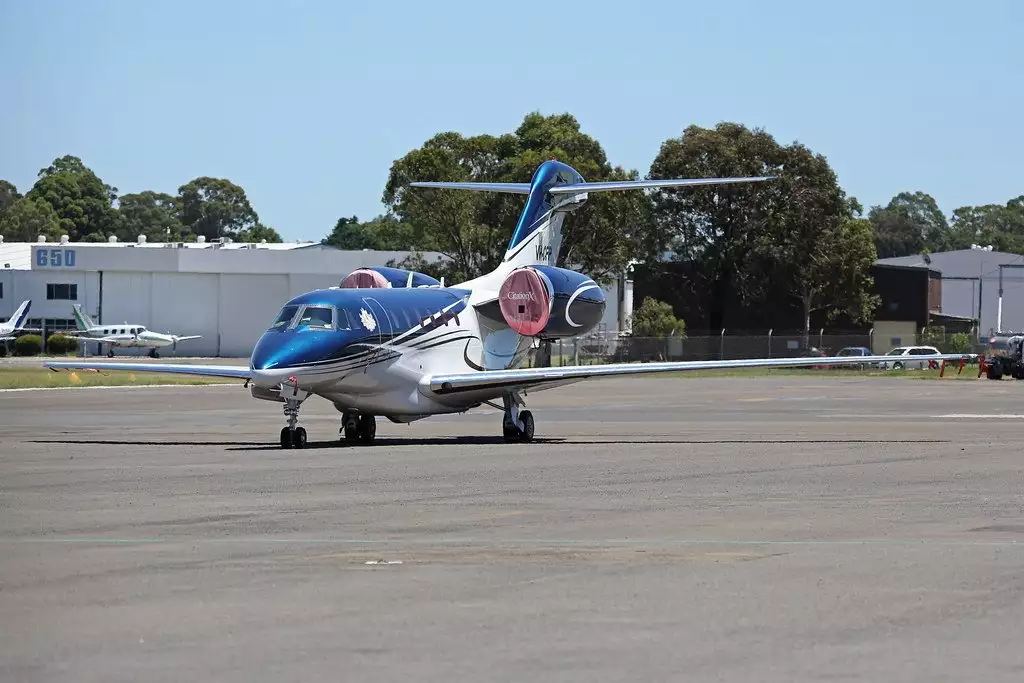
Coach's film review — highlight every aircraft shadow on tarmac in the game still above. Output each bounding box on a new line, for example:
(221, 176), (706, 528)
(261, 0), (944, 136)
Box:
(28, 437), (948, 451)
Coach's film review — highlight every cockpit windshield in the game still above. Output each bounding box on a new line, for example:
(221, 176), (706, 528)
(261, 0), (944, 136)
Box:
(268, 303), (375, 332)
(296, 306), (334, 330)
(270, 305), (299, 329)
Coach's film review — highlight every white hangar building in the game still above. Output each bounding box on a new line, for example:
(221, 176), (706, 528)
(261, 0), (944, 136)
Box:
(0, 236), (631, 358)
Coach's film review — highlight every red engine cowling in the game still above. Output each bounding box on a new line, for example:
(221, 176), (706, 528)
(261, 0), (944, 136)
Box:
(497, 265), (606, 339)
(340, 268), (391, 288)
(498, 267), (553, 336)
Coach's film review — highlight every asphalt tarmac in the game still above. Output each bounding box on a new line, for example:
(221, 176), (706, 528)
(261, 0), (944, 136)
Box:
(3, 375), (1024, 682)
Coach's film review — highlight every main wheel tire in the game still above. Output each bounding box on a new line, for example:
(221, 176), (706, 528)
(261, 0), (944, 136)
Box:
(280, 427), (293, 449)
(518, 410), (535, 443)
(357, 415), (376, 444)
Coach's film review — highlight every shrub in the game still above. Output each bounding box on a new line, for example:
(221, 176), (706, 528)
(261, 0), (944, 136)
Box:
(13, 334), (43, 356)
(947, 332), (972, 355)
(46, 333), (80, 354)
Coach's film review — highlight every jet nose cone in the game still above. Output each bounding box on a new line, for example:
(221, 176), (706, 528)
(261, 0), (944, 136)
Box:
(250, 333), (286, 371)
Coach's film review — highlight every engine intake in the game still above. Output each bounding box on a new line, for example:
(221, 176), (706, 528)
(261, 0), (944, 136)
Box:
(497, 265), (605, 339)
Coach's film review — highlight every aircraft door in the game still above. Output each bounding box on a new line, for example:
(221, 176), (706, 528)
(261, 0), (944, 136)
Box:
(359, 296), (393, 369)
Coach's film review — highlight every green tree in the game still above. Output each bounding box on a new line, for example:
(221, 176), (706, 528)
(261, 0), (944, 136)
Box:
(116, 191), (185, 241)
(649, 122), (858, 330)
(382, 112), (655, 283)
(946, 199), (1024, 254)
(25, 155), (121, 241)
(323, 214), (416, 250)
(868, 191), (950, 257)
(0, 180), (20, 221)
(0, 197), (62, 242)
(177, 177), (260, 241)
(779, 214), (880, 341)
(236, 222), (282, 243)
(628, 297), (687, 337)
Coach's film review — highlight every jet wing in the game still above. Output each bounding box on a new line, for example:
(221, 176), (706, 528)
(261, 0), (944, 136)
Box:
(42, 361), (252, 380)
(425, 353), (977, 396)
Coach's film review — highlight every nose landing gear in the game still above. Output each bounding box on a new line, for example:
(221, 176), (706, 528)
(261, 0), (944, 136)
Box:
(279, 378), (310, 449)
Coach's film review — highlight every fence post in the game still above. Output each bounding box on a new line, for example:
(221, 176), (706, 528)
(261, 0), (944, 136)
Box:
(869, 327), (874, 354)
(768, 328), (773, 358)
(720, 328), (726, 360)
(819, 328), (824, 351)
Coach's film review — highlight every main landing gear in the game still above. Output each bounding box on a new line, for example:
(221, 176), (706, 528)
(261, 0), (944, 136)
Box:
(340, 411), (377, 445)
(279, 380), (310, 449)
(501, 392), (535, 443)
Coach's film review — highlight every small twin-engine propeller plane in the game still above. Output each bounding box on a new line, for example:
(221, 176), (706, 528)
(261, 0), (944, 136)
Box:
(63, 304), (202, 358)
(43, 160), (975, 448)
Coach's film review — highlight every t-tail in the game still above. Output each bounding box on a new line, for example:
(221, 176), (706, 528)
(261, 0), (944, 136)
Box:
(408, 160), (776, 275)
(11, 300), (32, 330)
(71, 304), (96, 331)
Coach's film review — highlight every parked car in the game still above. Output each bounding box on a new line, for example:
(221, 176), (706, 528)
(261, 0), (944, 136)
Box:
(833, 345), (876, 369)
(879, 345), (942, 370)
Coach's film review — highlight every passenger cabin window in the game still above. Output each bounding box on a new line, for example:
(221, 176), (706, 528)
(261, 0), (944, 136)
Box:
(296, 306), (334, 330)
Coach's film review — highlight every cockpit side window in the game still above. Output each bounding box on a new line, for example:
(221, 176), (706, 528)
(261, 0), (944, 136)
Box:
(296, 305), (334, 330)
(336, 307), (355, 331)
(271, 305), (299, 329)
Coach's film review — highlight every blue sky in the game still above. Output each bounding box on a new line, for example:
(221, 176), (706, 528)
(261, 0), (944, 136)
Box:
(2, 0), (1021, 242)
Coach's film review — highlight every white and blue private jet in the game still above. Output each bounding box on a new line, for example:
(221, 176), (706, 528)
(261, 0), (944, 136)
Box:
(43, 160), (976, 448)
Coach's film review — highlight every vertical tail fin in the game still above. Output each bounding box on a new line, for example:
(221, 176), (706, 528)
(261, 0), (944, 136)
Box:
(500, 160), (589, 270)
(71, 304), (95, 331)
(11, 300), (32, 329)
(408, 160), (589, 273)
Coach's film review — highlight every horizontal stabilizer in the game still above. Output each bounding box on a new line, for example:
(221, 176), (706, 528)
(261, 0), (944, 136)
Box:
(407, 182), (532, 194)
(547, 176), (775, 194)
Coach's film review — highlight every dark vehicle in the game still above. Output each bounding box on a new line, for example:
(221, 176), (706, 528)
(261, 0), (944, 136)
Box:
(981, 334), (1024, 380)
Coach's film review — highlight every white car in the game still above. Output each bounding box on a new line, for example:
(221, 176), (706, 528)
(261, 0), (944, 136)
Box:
(880, 345), (942, 370)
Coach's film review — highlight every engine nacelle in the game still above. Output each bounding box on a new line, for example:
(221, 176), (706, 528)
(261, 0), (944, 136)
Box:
(340, 265), (441, 289)
(498, 265), (605, 339)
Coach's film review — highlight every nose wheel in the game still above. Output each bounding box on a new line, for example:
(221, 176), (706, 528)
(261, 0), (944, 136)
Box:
(281, 426), (307, 449)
